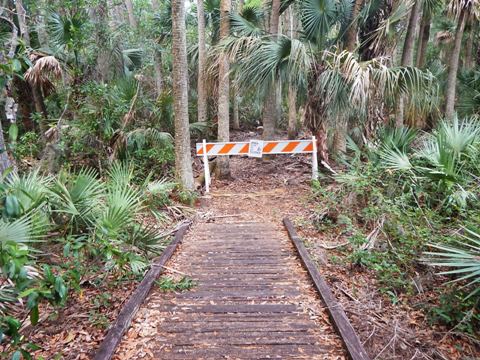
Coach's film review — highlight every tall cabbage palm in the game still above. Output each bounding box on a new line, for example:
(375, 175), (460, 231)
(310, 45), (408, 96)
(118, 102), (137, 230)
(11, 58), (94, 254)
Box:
(222, 0), (433, 163)
(445, 0), (480, 119)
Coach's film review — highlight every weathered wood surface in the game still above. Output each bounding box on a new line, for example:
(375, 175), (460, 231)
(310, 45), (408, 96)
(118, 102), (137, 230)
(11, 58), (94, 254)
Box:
(93, 222), (190, 360)
(284, 218), (370, 360)
(114, 221), (346, 359)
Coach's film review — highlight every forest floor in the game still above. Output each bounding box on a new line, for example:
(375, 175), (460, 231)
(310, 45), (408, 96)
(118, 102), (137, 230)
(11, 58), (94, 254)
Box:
(25, 131), (479, 359)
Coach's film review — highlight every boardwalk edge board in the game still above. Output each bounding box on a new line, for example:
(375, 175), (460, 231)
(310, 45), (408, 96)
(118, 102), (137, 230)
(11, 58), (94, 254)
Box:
(283, 218), (371, 360)
(93, 221), (191, 360)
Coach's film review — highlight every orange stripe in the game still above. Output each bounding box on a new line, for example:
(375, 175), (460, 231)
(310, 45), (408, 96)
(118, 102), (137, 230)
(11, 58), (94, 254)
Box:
(282, 141), (300, 153)
(198, 143), (214, 155)
(239, 144), (249, 154)
(304, 143), (313, 152)
(219, 143), (235, 154)
(263, 142), (278, 153)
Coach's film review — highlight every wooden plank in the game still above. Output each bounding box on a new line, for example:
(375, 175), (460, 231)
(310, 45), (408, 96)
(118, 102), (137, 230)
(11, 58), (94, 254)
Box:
(283, 218), (370, 360)
(92, 222), (191, 360)
(158, 344), (329, 359)
(150, 304), (298, 314)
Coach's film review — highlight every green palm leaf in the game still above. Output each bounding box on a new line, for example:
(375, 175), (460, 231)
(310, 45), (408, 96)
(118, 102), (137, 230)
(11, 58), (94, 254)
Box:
(424, 228), (480, 298)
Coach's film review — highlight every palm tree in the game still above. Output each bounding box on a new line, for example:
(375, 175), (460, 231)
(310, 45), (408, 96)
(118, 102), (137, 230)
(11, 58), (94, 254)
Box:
(287, 7), (298, 140)
(172, 0), (195, 189)
(345, 0), (364, 51)
(15, 0), (30, 45)
(416, 0), (444, 68)
(445, 0), (479, 119)
(197, 0), (208, 123)
(262, 0), (281, 140)
(93, 0), (111, 82)
(334, 0), (365, 153)
(216, 0), (231, 178)
(0, 14), (18, 174)
(125, 0), (138, 28)
(232, 0), (245, 131)
(396, 0), (423, 127)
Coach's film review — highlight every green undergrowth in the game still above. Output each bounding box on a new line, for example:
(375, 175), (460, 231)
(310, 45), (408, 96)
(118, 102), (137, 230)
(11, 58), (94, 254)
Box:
(156, 276), (196, 292)
(0, 162), (194, 358)
(311, 119), (480, 335)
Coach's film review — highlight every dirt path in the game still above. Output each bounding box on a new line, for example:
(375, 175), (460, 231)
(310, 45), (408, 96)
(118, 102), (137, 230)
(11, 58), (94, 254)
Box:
(114, 155), (346, 359)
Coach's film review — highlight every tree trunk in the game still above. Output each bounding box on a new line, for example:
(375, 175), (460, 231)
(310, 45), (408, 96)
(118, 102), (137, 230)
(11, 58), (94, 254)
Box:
(94, 0), (111, 82)
(152, 0), (160, 11)
(32, 85), (49, 139)
(345, 0), (363, 52)
(216, 0), (231, 179)
(107, 0), (125, 28)
(154, 49), (164, 96)
(197, 0), (207, 123)
(231, 0), (243, 131)
(287, 85), (297, 139)
(36, 5), (49, 47)
(333, 118), (347, 154)
(464, 15), (475, 70)
(445, 8), (468, 119)
(416, 13), (431, 68)
(1, 99), (15, 172)
(261, 0), (281, 140)
(125, 0), (137, 28)
(232, 96), (240, 130)
(172, 0), (194, 189)
(0, 15), (18, 174)
(286, 9), (296, 140)
(15, 0), (30, 45)
(396, 0), (422, 127)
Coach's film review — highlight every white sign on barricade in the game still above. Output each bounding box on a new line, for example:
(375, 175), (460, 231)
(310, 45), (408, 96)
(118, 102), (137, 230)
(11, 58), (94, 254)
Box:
(248, 140), (264, 158)
(196, 137), (318, 193)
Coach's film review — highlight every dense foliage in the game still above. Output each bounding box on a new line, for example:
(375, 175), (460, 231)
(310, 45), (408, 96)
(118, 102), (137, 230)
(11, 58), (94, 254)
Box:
(313, 117), (480, 333)
(0, 0), (479, 357)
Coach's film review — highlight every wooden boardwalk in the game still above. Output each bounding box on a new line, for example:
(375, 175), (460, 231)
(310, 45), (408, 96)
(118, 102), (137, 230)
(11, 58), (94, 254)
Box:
(115, 221), (345, 359)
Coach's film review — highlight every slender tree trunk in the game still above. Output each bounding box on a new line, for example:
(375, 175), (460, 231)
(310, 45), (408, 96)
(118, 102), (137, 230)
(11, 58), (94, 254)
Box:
(197, 0), (207, 123)
(107, 0), (125, 28)
(94, 0), (111, 82)
(262, 0), (281, 140)
(125, 0), (137, 28)
(396, 0), (422, 127)
(287, 8), (297, 140)
(36, 4), (49, 47)
(154, 49), (164, 96)
(287, 85), (297, 139)
(333, 118), (347, 154)
(152, 0), (160, 11)
(172, 0), (194, 189)
(416, 12), (431, 68)
(232, 97), (240, 130)
(231, 0), (243, 130)
(464, 15), (475, 70)
(333, 1), (362, 153)
(345, 0), (363, 52)
(216, 0), (231, 178)
(0, 15), (18, 174)
(15, 0), (30, 45)
(445, 8), (468, 119)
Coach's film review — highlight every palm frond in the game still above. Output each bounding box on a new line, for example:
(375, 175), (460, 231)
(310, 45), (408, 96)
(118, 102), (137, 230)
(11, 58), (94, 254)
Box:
(107, 162), (135, 189)
(424, 227), (480, 298)
(379, 147), (413, 171)
(230, 6), (264, 37)
(0, 213), (46, 246)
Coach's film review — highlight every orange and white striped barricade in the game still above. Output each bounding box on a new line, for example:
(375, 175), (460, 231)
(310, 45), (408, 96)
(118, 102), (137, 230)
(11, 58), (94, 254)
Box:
(196, 137), (318, 192)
